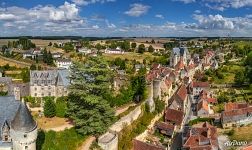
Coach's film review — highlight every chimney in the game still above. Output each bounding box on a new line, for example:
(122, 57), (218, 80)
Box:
(14, 87), (20, 101)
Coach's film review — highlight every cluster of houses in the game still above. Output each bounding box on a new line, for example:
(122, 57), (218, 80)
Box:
(133, 47), (222, 150)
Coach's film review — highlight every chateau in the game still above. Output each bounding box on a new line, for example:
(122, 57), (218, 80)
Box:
(0, 96), (37, 150)
(30, 70), (70, 98)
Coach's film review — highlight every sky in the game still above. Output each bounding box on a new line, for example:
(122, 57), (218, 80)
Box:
(0, 0), (252, 37)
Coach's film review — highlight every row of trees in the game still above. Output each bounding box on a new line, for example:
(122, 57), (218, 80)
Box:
(42, 49), (54, 65)
(7, 37), (36, 50)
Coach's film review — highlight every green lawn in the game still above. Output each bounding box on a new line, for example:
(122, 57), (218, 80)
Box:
(37, 128), (86, 150)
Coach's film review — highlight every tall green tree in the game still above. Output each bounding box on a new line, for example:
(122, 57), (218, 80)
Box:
(131, 42), (137, 49)
(148, 45), (155, 52)
(138, 44), (145, 54)
(43, 97), (56, 118)
(67, 57), (116, 135)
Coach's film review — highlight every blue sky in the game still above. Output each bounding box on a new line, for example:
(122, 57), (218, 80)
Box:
(0, 0), (252, 37)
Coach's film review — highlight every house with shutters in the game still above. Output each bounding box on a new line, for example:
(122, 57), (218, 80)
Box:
(30, 70), (70, 98)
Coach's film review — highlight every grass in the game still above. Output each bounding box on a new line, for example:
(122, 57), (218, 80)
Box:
(225, 124), (252, 143)
(35, 116), (72, 130)
(103, 52), (160, 63)
(212, 63), (245, 84)
(37, 128), (86, 150)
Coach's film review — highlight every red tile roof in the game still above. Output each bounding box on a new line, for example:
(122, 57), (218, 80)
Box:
(177, 84), (187, 101)
(197, 100), (209, 112)
(133, 139), (165, 150)
(192, 82), (210, 88)
(242, 145), (252, 150)
(224, 102), (249, 111)
(222, 106), (252, 117)
(183, 122), (218, 150)
(165, 108), (184, 125)
(207, 98), (217, 104)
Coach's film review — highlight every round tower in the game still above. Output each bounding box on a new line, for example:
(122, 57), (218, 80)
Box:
(10, 103), (37, 150)
(146, 81), (155, 112)
(153, 79), (161, 100)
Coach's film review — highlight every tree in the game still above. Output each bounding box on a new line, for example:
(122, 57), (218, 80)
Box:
(131, 42), (137, 49)
(67, 57), (116, 135)
(30, 64), (36, 70)
(138, 44), (145, 54)
(43, 97), (56, 118)
(151, 39), (155, 44)
(131, 74), (146, 102)
(63, 43), (74, 53)
(48, 42), (52, 46)
(21, 68), (30, 83)
(234, 70), (245, 86)
(148, 45), (155, 53)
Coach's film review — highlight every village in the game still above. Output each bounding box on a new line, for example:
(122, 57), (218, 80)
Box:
(0, 37), (252, 150)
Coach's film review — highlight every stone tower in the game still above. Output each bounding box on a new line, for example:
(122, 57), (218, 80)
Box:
(146, 81), (155, 112)
(153, 79), (161, 100)
(10, 103), (37, 150)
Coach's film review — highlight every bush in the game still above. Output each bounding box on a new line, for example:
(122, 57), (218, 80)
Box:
(43, 97), (56, 118)
(188, 117), (214, 126)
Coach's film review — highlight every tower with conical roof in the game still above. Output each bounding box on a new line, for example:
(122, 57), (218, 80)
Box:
(10, 102), (37, 150)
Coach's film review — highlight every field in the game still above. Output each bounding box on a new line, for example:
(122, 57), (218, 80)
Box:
(0, 57), (30, 68)
(218, 124), (252, 143)
(103, 52), (160, 62)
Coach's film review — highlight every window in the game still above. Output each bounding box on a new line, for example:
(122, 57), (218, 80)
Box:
(25, 146), (28, 150)
(35, 93), (37, 96)
(34, 87), (37, 91)
(24, 134), (27, 138)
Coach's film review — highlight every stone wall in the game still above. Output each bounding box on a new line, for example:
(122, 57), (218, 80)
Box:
(98, 105), (143, 150)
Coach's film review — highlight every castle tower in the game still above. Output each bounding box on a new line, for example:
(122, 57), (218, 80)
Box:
(153, 79), (161, 100)
(10, 103), (37, 150)
(146, 81), (155, 112)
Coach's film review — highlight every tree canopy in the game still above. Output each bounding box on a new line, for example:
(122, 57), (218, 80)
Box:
(67, 56), (116, 135)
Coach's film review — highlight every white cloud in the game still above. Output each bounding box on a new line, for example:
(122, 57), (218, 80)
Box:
(172, 0), (196, 4)
(92, 25), (99, 29)
(194, 10), (201, 14)
(0, 13), (18, 21)
(71, 0), (116, 6)
(155, 14), (164, 19)
(124, 3), (150, 17)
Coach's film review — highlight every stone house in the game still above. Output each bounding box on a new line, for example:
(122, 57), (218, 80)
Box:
(0, 96), (38, 150)
(191, 81), (210, 98)
(30, 70), (70, 98)
(168, 84), (188, 113)
(182, 122), (219, 150)
(221, 102), (252, 128)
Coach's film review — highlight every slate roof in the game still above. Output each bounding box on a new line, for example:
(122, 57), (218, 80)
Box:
(30, 70), (70, 87)
(11, 102), (36, 132)
(0, 96), (36, 140)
